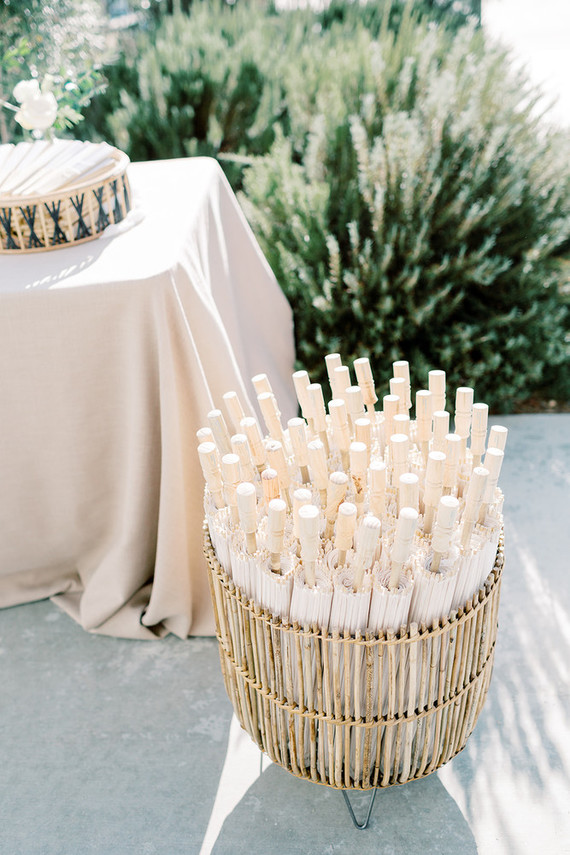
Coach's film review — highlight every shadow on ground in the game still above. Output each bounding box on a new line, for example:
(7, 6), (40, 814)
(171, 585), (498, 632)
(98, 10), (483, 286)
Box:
(212, 763), (478, 855)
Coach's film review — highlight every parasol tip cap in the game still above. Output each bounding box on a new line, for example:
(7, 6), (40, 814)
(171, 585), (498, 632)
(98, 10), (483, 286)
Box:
(440, 494), (459, 509)
(354, 356), (374, 381)
(293, 487), (312, 502)
(221, 454), (240, 482)
(429, 369), (445, 381)
(488, 426), (509, 451)
(436, 495), (459, 530)
(362, 514), (382, 532)
(261, 466), (278, 480)
(198, 441), (217, 455)
(389, 376), (406, 392)
(236, 481), (256, 498)
(298, 503), (319, 518)
(268, 498), (287, 514)
(338, 502), (357, 518)
(484, 446), (504, 477)
(196, 427), (214, 442)
(428, 450), (446, 462)
(456, 386), (474, 399)
(472, 465), (489, 478)
(330, 470), (349, 486)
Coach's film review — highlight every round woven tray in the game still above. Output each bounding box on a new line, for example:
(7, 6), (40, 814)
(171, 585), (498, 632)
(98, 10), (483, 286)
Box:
(0, 143), (131, 254)
(204, 525), (503, 790)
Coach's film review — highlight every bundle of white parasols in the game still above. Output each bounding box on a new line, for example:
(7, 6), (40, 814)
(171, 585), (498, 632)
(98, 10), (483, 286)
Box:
(198, 355), (506, 638)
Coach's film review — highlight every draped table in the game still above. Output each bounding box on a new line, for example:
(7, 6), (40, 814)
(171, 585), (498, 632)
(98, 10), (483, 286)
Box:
(0, 157), (296, 639)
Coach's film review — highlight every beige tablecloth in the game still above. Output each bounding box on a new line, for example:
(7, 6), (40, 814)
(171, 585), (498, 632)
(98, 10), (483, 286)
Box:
(0, 157), (296, 639)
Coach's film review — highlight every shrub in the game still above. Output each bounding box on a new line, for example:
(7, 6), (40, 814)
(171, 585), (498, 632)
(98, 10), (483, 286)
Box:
(241, 16), (570, 411)
(80, 0), (569, 409)
(80, 0), (479, 181)
(85, 4), (293, 186)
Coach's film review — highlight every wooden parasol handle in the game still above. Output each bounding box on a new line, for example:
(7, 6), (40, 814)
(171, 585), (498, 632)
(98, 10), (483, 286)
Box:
(428, 369), (446, 413)
(460, 466), (488, 548)
(389, 507), (418, 589)
(198, 441), (224, 509)
(207, 408), (232, 456)
(267, 498), (287, 573)
(352, 514), (381, 591)
(324, 471), (349, 539)
(240, 416), (267, 472)
(222, 453), (241, 526)
(222, 390), (246, 436)
(393, 360), (411, 411)
(236, 482), (258, 555)
(298, 504), (320, 587)
(431, 495), (459, 571)
(288, 417), (310, 483)
(335, 501), (357, 566)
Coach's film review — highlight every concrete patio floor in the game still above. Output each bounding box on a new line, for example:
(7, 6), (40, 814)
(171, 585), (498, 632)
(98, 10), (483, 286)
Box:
(2, 413), (569, 854)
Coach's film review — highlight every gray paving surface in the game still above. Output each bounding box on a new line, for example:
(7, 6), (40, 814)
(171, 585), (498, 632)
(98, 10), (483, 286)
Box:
(1, 414), (569, 854)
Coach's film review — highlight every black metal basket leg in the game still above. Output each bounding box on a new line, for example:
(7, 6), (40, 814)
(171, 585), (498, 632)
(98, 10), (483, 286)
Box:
(341, 788), (378, 829)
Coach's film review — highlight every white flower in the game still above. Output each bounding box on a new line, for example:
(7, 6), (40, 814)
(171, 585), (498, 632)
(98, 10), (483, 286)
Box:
(15, 92), (58, 131)
(13, 79), (41, 104)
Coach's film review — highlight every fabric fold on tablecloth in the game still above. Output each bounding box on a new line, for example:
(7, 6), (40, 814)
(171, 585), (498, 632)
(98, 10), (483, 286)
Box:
(0, 157), (296, 639)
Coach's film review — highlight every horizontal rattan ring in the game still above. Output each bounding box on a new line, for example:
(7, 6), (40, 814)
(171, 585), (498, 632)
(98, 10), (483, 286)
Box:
(217, 635), (496, 728)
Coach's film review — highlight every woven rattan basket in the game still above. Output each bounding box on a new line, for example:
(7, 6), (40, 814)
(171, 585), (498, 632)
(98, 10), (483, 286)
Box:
(204, 525), (503, 790)
(0, 143), (131, 254)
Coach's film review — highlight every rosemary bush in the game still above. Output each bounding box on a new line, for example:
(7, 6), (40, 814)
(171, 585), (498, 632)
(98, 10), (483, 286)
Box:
(82, 1), (472, 180)
(87, 5), (292, 186)
(241, 16), (570, 410)
(82, 0), (569, 409)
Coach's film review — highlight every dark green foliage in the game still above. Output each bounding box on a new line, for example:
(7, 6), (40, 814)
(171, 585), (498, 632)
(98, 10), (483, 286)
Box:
(81, 0), (569, 410)
(240, 17), (570, 411)
(79, 1), (470, 176)
(316, 0), (479, 35)
(81, 6), (290, 186)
